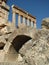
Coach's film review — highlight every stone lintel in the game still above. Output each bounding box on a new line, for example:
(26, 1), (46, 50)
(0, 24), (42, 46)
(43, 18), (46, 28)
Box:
(12, 5), (27, 14)
(1, 5), (9, 11)
(12, 5), (36, 19)
(0, 2), (10, 12)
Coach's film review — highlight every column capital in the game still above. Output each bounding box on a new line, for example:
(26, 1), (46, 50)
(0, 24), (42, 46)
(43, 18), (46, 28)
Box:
(27, 18), (30, 26)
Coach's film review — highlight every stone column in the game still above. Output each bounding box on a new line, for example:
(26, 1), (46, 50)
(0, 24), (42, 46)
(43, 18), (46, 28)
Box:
(23, 17), (25, 25)
(27, 19), (30, 26)
(12, 12), (16, 28)
(18, 14), (21, 26)
(31, 21), (34, 27)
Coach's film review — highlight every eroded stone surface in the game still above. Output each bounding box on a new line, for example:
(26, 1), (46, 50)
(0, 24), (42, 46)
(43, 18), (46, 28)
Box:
(19, 29), (49, 65)
(0, 0), (49, 65)
(42, 18), (49, 29)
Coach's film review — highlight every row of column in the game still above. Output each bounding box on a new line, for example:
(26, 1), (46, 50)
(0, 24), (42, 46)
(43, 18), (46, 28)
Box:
(12, 12), (36, 28)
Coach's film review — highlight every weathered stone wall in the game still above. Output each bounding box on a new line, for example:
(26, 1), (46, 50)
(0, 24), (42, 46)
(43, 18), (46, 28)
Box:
(0, 0), (49, 65)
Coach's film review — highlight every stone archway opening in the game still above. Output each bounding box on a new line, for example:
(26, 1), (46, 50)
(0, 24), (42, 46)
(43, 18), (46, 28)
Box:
(0, 42), (5, 50)
(11, 35), (32, 52)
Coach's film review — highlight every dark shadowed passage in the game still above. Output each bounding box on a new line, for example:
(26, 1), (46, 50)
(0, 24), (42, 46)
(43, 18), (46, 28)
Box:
(0, 42), (5, 50)
(12, 35), (32, 52)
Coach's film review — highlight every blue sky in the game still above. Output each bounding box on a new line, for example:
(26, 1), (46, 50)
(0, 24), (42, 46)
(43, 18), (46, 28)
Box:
(7, 0), (49, 28)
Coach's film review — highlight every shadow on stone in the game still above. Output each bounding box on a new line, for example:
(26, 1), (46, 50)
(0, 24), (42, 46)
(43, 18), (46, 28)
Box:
(12, 35), (32, 52)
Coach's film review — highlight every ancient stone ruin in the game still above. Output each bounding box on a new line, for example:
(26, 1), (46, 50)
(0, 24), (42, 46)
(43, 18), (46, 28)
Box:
(0, 0), (36, 62)
(0, 0), (49, 65)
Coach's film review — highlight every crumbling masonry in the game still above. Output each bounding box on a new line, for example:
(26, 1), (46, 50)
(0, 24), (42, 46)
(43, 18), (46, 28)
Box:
(0, 0), (36, 62)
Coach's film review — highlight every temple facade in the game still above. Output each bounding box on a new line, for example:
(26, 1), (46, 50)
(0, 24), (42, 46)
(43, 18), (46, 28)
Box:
(12, 5), (36, 28)
(0, 0), (36, 30)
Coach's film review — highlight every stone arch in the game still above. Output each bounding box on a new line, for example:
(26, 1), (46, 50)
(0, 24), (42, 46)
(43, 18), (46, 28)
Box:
(11, 35), (32, 52)
(8, 45), (17, 54)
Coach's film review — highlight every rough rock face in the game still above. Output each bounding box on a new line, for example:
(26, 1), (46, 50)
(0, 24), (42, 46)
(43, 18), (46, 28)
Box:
(0, 18), (49, 65)
(42, 18), (49, 29)
(0, 26), (49, 65)
(19, 29), (49, 65)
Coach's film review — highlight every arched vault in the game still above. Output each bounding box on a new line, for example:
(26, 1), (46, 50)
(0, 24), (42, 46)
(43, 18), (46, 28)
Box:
(11, 35), (32, 52)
